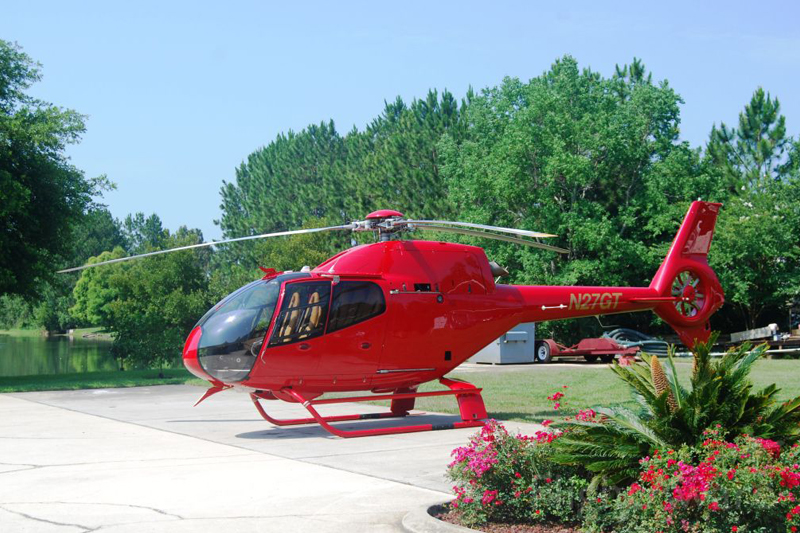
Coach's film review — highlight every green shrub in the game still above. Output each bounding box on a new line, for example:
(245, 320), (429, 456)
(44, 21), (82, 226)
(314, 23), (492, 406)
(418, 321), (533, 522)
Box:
(582, 431), (800, 533)
(446, 419), (588, 527)
(552, 337), (800, 485)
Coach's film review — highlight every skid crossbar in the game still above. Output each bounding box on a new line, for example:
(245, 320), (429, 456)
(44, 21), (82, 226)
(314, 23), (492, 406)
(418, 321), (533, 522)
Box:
(250, 377), (488, 438)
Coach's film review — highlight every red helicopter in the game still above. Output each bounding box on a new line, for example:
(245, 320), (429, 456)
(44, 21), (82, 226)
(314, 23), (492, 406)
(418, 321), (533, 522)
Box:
(61, 201), (724, 438)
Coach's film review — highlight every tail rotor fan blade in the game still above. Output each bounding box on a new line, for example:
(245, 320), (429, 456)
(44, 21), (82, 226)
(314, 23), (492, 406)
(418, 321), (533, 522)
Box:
(57, 224), (356, 274)
(414, 225), (568, 254)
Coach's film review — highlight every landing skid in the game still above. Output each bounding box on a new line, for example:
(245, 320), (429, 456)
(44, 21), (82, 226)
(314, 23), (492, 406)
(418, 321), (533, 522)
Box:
(250, 377), (488, 438)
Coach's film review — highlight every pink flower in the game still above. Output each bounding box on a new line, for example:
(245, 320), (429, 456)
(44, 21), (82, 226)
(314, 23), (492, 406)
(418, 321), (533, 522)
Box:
(481, 489), (497, 506)
(757, 438), (781, 458)
(542, 419), (553, 427)
(576, 408), (597, 422)
(671, 461), (716, 502)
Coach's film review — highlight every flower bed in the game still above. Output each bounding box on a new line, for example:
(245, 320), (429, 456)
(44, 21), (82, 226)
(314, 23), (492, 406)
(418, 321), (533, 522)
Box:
(447, 418), (588, 528)
(447, 420), (800, 532)
(584, 429), (800, 532)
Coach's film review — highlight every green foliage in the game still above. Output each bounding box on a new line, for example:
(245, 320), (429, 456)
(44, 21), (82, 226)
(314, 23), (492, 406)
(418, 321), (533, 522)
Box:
(582, 434), (800, 533)
(552, 336), (800, 485)
(438, 56), (721, 340)
(218, 90), (465, 268)
(70, 248), (126, 326)
(122, 212), (168, 254)
(107, 234), (211, 370)
(0, 40), (95, 297)
(70, 205), (126, 265)
(446, 420), (588, 527)
(0, 294), (36, 329)
(708, 87), (790, 191)
(711, 183), (800, 329)
(71, 226), (212, 369)
(705, 89), (800, 329)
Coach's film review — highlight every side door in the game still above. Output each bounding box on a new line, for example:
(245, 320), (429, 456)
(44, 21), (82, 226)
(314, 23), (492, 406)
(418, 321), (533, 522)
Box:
(314, 280), (388, 387)
(260, 279), (331, 380)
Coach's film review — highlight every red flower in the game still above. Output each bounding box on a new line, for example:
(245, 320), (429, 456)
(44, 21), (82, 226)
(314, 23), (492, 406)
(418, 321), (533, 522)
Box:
(545, 478), (552, 483)
(731, 526), (738, 532)
(708, 501), (720, 511)
(628, 483), (643, 495)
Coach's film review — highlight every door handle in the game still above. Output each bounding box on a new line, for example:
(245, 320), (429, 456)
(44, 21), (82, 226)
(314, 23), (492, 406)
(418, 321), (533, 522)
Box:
(299, 343), (311, 351)
(360, 342), (371, 350)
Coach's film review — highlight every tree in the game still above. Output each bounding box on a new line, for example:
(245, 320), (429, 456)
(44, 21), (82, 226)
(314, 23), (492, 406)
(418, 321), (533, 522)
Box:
(70, 206), (126, 265)
(0, 40), (95, 296)
(71, 228), (212, 370)
(122, 212), (168, 254)
(216, 90), (466, 270)
(107, 232), (211, 371)
(707, 88), (790, 191)
(706, 89), (800, 330)
(70, 247), (127, 326)
(439, 56), (715, 341)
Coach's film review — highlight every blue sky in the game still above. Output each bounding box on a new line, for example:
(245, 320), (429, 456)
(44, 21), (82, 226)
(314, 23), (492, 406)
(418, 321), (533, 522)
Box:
(3, 1), (798, 241)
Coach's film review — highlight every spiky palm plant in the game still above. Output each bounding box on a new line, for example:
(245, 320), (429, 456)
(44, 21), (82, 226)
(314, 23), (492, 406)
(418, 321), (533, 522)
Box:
(551, 333), (800, 486)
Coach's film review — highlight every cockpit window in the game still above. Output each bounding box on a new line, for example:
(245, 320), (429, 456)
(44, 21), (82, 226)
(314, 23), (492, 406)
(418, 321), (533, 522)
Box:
(195, 272), (309, 382)
(269, 281), (331, 346)
(327, 281), (386, 333)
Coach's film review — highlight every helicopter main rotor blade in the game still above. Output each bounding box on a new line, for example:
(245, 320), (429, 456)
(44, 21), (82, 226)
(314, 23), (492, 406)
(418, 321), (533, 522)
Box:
(57, 224), (356, 274)
(406, 220), (557, 239)
(414, 225), (568, 254)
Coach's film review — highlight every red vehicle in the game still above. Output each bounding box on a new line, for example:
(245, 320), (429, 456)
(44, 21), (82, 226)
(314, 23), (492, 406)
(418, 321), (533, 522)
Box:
(534, 337), (641, 364)
(62, 202), (724, 437)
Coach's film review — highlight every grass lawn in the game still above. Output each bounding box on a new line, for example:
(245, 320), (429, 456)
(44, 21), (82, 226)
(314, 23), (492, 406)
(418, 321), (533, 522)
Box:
(0, 368), (204, 393)
(0, 326), (113, 340)
(409, 359), (800, 424)
(3, 358), (799, 426)
(0, 328), (46, 337)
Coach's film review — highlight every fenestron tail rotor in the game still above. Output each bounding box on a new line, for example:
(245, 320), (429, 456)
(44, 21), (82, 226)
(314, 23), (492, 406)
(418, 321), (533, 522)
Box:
(58, 210), (565, 274)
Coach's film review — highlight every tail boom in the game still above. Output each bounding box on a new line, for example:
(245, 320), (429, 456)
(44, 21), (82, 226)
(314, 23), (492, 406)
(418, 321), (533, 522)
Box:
(507, 201), (724, 349)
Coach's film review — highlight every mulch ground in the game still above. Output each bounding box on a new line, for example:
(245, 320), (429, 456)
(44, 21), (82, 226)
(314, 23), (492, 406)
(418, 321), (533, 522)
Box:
(435, 507), (579, 533)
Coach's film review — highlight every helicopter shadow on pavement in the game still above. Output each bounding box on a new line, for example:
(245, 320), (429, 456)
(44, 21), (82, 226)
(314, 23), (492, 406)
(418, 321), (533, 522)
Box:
(235, 412), (472, 440)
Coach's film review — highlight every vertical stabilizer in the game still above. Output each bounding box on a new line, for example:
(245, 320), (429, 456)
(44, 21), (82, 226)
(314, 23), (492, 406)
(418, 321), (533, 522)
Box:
(649, 201), (724, 348)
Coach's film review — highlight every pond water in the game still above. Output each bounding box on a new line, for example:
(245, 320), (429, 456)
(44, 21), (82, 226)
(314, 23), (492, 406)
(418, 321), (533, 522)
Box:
(0, 333), (117, 377)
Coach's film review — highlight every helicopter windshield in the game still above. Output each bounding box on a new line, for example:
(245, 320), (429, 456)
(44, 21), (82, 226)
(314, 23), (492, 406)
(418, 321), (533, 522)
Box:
(195, 273), (309, 382)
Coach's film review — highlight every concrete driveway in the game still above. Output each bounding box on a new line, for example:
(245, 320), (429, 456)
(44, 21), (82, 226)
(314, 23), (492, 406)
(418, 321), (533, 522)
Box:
(1, 385), (545, 532)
